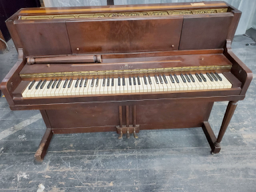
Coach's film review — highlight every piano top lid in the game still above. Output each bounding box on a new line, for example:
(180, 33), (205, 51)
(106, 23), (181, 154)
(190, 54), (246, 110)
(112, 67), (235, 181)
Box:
(6, 1), (241, 56)
(17, 1), (229, 15)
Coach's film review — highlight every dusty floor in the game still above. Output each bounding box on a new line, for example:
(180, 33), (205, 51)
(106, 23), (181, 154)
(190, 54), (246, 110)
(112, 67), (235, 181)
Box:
(0, 35), (256, 192)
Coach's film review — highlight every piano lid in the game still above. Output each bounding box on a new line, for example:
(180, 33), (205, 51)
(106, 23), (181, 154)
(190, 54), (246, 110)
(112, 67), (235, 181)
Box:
(7, 1), (240, 56)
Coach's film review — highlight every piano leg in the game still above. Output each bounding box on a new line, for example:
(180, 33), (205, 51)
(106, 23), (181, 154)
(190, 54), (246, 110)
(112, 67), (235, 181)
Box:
(202, 101), (238, 154)
(34, 110), (53, 162)
(34, 128), (53, 163)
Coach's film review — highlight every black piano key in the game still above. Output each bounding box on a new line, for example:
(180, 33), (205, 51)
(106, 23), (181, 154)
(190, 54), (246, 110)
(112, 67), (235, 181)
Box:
(180, 74), (186, 83)
(184, 74), (191, 82)
(162, 75), (168, 84)
(189, 74), (195, 82)
(107, 77), (110, 87)
(129, 77), (132, 86)
(122, 77), (125, 86)
(143, 76), (147, 85)
(47, 79), (53, 89)
(206, 73), (213, 81)
(154, 75), (159, 84)
(169, 74), (175, 83)
(158, 75), (163, 84)
(210, 72), (218, 81)
(173, 74), (179, 83)
(133, 76), (136, 85)
(195, 73), (202, 82)
(52, 79), (58, 89)
(137, 76), (141, 85)
(75, 78), (80, 88)
(79, 78), (84, 87)
(56, 79), (61, 88)
(91, 78), (94, 87)
(63, 79), (68, 88)
(118, 77), (120, 86)
(199, 73), (207, 82)
(84, 78), (88, 87)
(215, 72), (222, 81)
(112, 78), (114, 86)
(148, 75), (152, 85)
(68, 79), (73, 88)
(40, 80), (46, 89)
(35, 80), (42, 89)
(102, 78), (106, 87)
(95, 78), (99, 87)
(28, 80), (36, 90)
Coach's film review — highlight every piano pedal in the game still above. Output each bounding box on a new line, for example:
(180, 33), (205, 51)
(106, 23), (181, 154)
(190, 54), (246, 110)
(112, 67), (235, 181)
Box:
(133, 128), (138, 139)
(127, 129), (130, 139)
(118, 130), (123, 139)
(116, 125), (140, 140)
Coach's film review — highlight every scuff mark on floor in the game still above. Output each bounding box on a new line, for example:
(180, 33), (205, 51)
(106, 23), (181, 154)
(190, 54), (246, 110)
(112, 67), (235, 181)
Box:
(37, 184), (45, 192)
(18, 134), (27, 141)
(17, 172), (29, 181)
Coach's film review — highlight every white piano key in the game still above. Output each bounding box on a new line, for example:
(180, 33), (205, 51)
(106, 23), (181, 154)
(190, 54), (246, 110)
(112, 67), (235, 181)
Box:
(91, 78), (97, 95)
(102, 78), (108, 94)
(55, 80), (64, 96)
(22, 81), (35, 97)
(130, 77), (136, 93)
(173, 75), (181, 91)
(161, 75), (168, 91)
(95, 78), (101, 94)
(36, 80), (48, 97)
(137, 76), (143, 93)
(218, 73), (232, 88)
(29, 81), (41, 97)
(69, 79), (77, 96)
(147, 76), (153, 92)
(83, 78), (90, 95)
(106, 78), (111, 94)
(73, 79), (81, 95)
(189, 74), (200, 90)
(110, 78), (115, 94)
(176, 75), (187, 90)
(167, 75), (176, 91)
(140, 76), (147, 92)
(151, 76), (159, 92)
(126, 77), (132, 93)
(87, 79), (93, 94)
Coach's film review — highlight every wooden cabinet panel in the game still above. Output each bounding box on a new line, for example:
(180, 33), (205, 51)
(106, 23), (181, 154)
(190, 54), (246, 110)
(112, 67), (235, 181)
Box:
(67, 17), (183, 54)
(15, 22), (71, 56)
(179, 14), (233, 50)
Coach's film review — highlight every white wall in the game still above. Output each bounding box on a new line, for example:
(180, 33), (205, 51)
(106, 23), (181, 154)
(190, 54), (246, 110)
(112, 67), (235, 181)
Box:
(43, 0), (256, 34)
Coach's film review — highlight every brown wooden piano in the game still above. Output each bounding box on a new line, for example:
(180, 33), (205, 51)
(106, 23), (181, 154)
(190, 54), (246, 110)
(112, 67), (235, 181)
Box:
(0, 1), (253, 162)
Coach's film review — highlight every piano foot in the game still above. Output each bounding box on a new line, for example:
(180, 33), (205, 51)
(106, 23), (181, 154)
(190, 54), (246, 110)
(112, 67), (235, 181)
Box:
(203, 101), (237, 154)
(118, 130), (123, 139)
(34, 128), (53, 163)
(202, 121), (221, 154)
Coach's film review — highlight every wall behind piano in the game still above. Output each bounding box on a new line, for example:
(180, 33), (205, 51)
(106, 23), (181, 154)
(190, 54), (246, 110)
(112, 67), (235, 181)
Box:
(43, 0), (256, 35)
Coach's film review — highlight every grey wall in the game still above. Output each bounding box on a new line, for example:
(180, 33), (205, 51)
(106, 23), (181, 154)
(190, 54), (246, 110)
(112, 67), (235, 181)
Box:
(43, 0), (256, 35)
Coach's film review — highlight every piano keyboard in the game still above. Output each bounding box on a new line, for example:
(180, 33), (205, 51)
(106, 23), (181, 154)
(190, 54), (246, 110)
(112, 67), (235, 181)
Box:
(22, 72), (232, 98)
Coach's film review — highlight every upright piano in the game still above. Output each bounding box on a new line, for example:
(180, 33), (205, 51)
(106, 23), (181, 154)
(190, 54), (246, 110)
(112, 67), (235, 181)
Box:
(0, 1), (252, 162)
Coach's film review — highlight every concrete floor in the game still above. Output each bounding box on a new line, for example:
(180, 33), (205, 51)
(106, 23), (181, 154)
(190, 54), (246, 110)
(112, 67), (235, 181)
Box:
(0, 35), (256, 192)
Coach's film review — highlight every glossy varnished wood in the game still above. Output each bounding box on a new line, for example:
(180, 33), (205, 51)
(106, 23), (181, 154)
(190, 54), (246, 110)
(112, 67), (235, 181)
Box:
(0, 2), (253, 161)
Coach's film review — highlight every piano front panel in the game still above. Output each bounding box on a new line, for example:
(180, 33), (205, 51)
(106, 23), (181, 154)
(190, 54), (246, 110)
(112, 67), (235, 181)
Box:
(66, 17), (183, 53)
(46, 104), (119, 129)
(179, 13), (233, 50)
(43, 100), (213, 131)
(15, 22), (72, 56)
